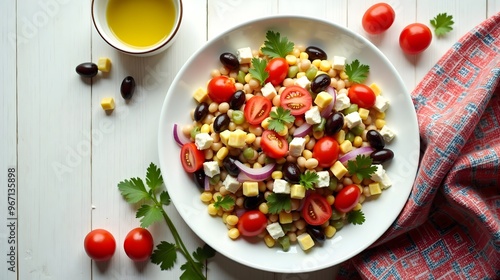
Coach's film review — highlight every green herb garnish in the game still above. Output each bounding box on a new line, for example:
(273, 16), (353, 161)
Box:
(430, 13), (454, 37)
(249, 57), (269, 86)
(344, 59), (370, 84)
(261, 30), (294, 58)
(266, 193), (292, 214)
(346, 155), (377, 181)
(118, 163), (215, 280)
(299, 171), (319, 190)
(347, 210), (366, 225)
(268, 107), (295, 133)
(213, 195), (235, 211)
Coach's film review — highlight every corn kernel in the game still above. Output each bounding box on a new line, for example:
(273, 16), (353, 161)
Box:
(353, 136), (363, 147)
(369, 182), (382, 195)
(100, 97), (115, 111)
(299, 52), (309, 60)
(245, 133), (256, 144)
(375, 119), (386, 129)
(216, 147), (229, 160)
(375, 111), (386, 119)
(244, 73), (252, 83)
(193, 87), (208, 103)
(324, 225), (337, 238)
(339, 140), (353, 154)
(271, 171), (283, 179)
(369, 83), (382, 96)
(335, 130), (345, 144)
(200, 192), (213, 203)
(259, 202), (269, 214)
(330, 161), (348, 179)
(353, 203), (362, 211)
(226, 215), (239, 226)
(314, 91), (333, 108)
(319, 60), (331, 71)
(326, 195), (335, 205)
(312, 59), (321, 68)
(286, 54), (297, 65)
(279, 212), (293, 224)
(200, 124), (210, 133)
(207, 203), (218, 216)
(296, 72), (306, 79)
(97, 57), (111, 72)
(243, 181), (259, 197)
(358, 108), (370, 120)
(261, 117), (271, 130)
(264, 234), (275, 248)
(228, 228), (240, 240)
(276, 125), (288, 137)
(339, 71), (349, 80)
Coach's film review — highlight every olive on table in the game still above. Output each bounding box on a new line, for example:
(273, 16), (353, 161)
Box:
(310, 73), (331, 93)
(325, 112), (344, 135)
(219, 52), (240, 70)
(306, 226), (325, 242)
(213, 113), (230, 133)
(305, 46), (327, 61)
(229, 90), (246, 109)
(370, 148), (394, 164)
(366, 130), (385, 150)
(282, 162), (301, 183)
(223, 156), (240, 177)
(120, 76), (136, 100)
(193, 169), (206, 189)
(194, 102), (209, 122)
(76, 62), (98, 78)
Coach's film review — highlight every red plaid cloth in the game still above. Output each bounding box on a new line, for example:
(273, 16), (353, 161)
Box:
(338, 13), (500, 279)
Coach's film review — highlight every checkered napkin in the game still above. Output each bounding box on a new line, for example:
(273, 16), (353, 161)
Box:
(338, 12), (500, 279)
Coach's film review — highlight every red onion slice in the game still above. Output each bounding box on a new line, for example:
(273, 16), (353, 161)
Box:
(293, 122), (312, 137)
(234, 161), (276, 182)
(320, 86), (337, 118)
(204, 175), (210, 191)
(338, 147), (375, 164)
(173, 123), (191, 147)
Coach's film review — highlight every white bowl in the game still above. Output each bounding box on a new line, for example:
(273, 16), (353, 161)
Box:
(91, 0), (182, 56)
(158, 15), (419, 273)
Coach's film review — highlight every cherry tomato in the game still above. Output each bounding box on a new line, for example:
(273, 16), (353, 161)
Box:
(280, 86), (313, 115)
(265, 57), (289, 86)
(399, 23), (432, 55)
(334, 184), (362, 213)
(312, 136), (339, 168)
(84, 229), (116, 261)
(238, 210), (267, 237)
(302, 193), (332, 226)
(207, 76), (236, 103)
(362, 3), (395, 35)
(348, 84), (376, 109)
(260, 130), (288, 159)
(180, 143), (205, 173)
(244, 96), (272, 125)
(124, 228), (154, 262)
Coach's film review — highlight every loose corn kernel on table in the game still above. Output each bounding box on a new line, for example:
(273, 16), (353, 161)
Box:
(1, 0), (499, 279)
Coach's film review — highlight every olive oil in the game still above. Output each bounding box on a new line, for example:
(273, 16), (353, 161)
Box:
(106, 0), (175, 48)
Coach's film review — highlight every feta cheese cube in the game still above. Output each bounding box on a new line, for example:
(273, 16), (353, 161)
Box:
(316, 171), (330, 188)
(330, 161), (348, 179)
(294, 75), (311, 88)
(305, 106), (321, 124)
(195, 133), (213, 150)
(289, 137), (306, 157)
(266, 222), (285, 240)
(222, 175), (241, 193)
(203, 161), (220, 178)
(314, 91), (333, 108)
(261, 82), (277, 100)
(332, 56), (346, 70)
(345, 112), (362, 128)
(297, 233), (315, 251)
(290, 184), (306, 199)
(374, 95), (390, 112)
(370, 164), (386, 182)
(380, 173), (392, 189)
(273, 179), (290, 194)
(380, 125), (396, 143)
(236, 47), (253, 64)
(334, 92), (351, 111)
(242, 182), (259, 197)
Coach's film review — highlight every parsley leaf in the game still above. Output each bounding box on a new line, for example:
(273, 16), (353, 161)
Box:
(249, 57), (269, 86)
(136, 204), (163, 228)
(268, 107), (295, 133)
(151, 241), (178, 270)
(160, 190), (171, 206)
(193, 244), (216, 264)
(347, 210), (365, 225)
(430, 13), (454, 37)
(213, 196), (235, 211)
(146, 162), (163, 192)
(261, 30), (294, 58)
(118, 177), (150, 204)
(180, 263), (205, 280)
(300, 171), (319, 190)
(346, 155), (378, 181)
(344, 59), (370, 84)
(266, 193), (292, 214)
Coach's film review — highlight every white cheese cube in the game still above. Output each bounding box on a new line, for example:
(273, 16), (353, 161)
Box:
(236, 47), (253, 64)
(380, 173), (393, 189)
(294, 75), (311, 88)
(345, 112), (361, 128)
(203, 161), (220, 178)
(370, 164), (386, 182)
(289, 137), (306, 157)
(273, 179), (290, 194)
(222, 175), (241, 193)
(374, 95), (390, 112)
(195, 133), (213, 150)
(380, 125), (396, 143)
(261, 82), (277, 100)
(266, 222), (285, 240)
(315, 171), (330, 188)
(332, 56), (346, 70)
(305, 106), (321, 125)
(334, 92), (351, 111)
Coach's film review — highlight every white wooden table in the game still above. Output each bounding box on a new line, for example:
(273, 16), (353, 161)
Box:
(1, 0), (499, 279)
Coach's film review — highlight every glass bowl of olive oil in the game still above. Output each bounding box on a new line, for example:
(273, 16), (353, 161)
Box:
(92, 0), (182, 56)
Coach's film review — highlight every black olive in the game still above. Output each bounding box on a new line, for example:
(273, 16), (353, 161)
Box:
(229, 90), (246, 109)
(213, 113), (230, 133)
(366, 130), (385, 150)
(243, 194), (263, 210)
(193, 169), (206, 189)
(194, 102), (209, 122)
(310, 73), (331, 93)
(75, 62), (98, 78)
(282, 162), (301, 183)
(306, 226), (325, 242)
(325, 112), (344, 135)
(222, 156), (240, 176)
(120, 76), (136, 100)
(219, 52), (240, 70)
(305, 46), (327, 61)
(370, 148), (394, 164)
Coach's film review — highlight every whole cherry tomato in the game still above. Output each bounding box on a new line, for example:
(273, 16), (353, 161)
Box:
(334, 184), (362, 213)
(124, 227), (154, 262)
(84, 229), (116, 261)
(362, 3), (396, 35)
(207, 76), (236, 103)
(348, 84), (376, 109)
(265, 57), (289, 86)
(238, 210), (267, 237)
(313, 136), (339, 168)
(399, 23), (432, 55)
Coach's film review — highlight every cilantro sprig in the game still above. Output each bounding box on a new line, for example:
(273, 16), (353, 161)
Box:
(249, 57), (269, 86)
(347, 210), (365, 225)
(346, 155), (377, 181)
(261, 30), (294, 58)
(266, 193), (291, 214)
(430, 13), (454, 37)
(344, 59), (370, 84)
(118, 163), (215, 280)
(268, 107), (295, 133)
(213, 195), (235, 211)
(300, 171), (319, 190)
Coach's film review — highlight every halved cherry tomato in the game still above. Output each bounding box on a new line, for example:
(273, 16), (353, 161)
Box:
(244, 96), (272, 125)
(265, 57), (289, 86)
(280, 86), (312, 115)
(123, 228), (154, 262)
(260, 130), (288, 159)
(348, 84), (376, 109)
(334, 184), (361, 213)
(362, 3), (395, 35)
(84, 229), (116, 261)
(312, 136), (339, 168)
(302, 194), (332, 226)
(207, 76), (236, 103)
(399, 23), (432, 55)
(238, 210), (267, 237)
(180, 143), (204, 173)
